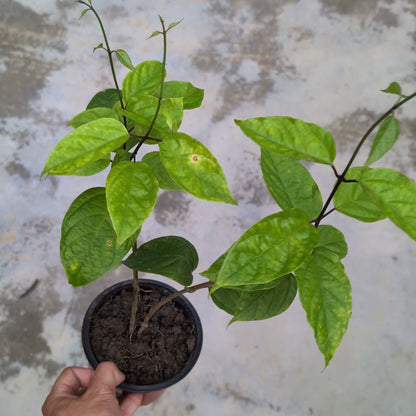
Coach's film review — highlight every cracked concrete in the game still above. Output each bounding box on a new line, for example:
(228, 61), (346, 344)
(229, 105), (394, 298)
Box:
(1, 0), (416, 415)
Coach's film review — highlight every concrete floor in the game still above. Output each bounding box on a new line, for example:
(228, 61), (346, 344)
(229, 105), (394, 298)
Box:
(1, 0), (416, 414)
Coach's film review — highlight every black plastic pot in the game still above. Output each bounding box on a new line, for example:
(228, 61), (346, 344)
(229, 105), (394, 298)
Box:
(82, 279), (203, 393)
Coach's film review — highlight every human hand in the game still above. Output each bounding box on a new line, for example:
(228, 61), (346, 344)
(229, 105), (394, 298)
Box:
(42, 362), (144, 416)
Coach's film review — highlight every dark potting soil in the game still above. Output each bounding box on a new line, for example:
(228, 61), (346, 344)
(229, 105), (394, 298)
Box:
(89, 287), (196, 385)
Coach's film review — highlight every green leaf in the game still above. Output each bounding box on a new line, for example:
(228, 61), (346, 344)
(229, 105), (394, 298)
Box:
(106, 161), (158, 245)
(213, 209), (318, 289)
(203, 247), (297, 291)
(359, 168), (416, 240)
(93, 42), (105, 53)
(381, 81), (402, 96)
(159, 132), (236, 204)
(79, 8), (89, 19)
(161, 81), (204, 109)
(232, 274), (297, 322)
(113, 149), (131, 166)
(211, 274), (297, 322)
(295, 244), (352, 366)
(115, 49), (134, 70)
(365, 116), (400, 166)
(334, 167), (386, 223)
(261, 150), (322, 220)
(122, 61), (166, 102)
(68, 107), (119, 128)
(211, 287), (242, 315)
(200, 250), (230, 281)
(147, 30), (162, 39)
(42, 118), (129, 176)
(60, 187), (139, 286)
(142, 151), (181, 190)
(167, 19), (183, 31)
(235, 117), (336, 165)
(120, 96), (183, 139)
(314, 225), (348, 260)
(86, 89), (121, 110)
(56, 157), (111, 176)
(123, 236), (198, 286)
(160, 98), (183, 133)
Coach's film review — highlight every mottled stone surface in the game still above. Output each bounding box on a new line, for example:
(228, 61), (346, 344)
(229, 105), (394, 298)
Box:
(1, 0), (416, 415)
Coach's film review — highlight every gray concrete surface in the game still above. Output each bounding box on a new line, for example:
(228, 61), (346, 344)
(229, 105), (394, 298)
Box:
(1, 0), (416, 415)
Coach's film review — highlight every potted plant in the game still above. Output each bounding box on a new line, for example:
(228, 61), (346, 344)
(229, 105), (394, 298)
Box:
(42, 0), (235, 393)
(43, 0), (416, 395)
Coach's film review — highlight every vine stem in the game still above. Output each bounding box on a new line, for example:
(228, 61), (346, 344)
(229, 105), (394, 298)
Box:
(137, 281), (214, 335)
(130, 16), (167, 161)
(313, 91), (416, 227)
(129, 242), (140, 341)
(78, 1), (125, 111)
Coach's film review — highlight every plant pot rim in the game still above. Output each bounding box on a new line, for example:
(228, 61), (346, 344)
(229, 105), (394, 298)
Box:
(82, 278), (203, 393)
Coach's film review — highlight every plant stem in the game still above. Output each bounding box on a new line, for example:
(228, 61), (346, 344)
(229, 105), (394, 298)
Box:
(313, 91), (416, 227)
(129, 241), (140, 341)
(78, 1), (125, 111)
(137, 281), (214, 335)
(130, 16), (167, 161)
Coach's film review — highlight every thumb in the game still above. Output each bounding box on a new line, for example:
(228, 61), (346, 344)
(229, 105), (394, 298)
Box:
(87, 362), (125, 396)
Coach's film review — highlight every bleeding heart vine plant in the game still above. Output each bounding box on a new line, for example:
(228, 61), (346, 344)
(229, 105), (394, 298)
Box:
(43, 0), (416, 366)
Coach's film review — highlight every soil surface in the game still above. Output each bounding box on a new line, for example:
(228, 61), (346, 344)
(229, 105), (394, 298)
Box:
(89, 286), (197, 385)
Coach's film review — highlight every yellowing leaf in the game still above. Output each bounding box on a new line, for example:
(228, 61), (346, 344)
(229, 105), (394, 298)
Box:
(214, 209), (318, 289)
(235, 117), (336, 165)
(42, 118), (129, 176)
(106, 161), (158, 245)
(60, 187), (139, 286)
(159, 133), (236, 204)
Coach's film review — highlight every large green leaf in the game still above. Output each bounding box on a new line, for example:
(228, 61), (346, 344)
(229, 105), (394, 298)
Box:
(213, 209), (318, 289)
(211, 287), (241, 315)
(60, 187), (139, 286)
(235, 117), (336, 165)
(106, 161), (158, 245)
(86, 89), (121, 110)
(314, 225), (348, 260)
(261, 150), (322, 220)
(57, 157), (111, 177)
(159, 132), (236, 204)
(161, 81), (204, 109)
(122, 61), (166, 102)
(119, 96), (183, 139)
(202, 248), (288, 292)
(68, 107), (119, 128)
(359, 168), (416, 240)
(232, 274), (297, 322)
(142, 151), (181, 190)
(42, 118), (129, 176)
(334, 167), (386, 223)
(123, 236), (198, 286)
(295, 231), (352, 366)
(365, 116), (400, 166)
(200, 251), (229, 281)
(211, 273), (297, 322)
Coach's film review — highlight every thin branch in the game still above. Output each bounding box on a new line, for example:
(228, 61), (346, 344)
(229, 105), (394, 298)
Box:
(129, 242), (140, 341)
(79, 1), (124, 109)
(130, 16), (167, 161)
(137, 281), (214, 335)
(312, 91), (416, 227)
